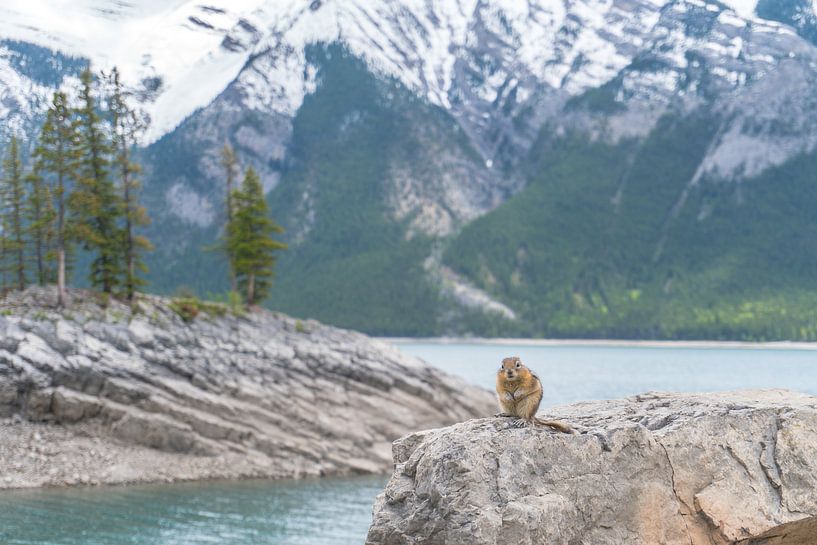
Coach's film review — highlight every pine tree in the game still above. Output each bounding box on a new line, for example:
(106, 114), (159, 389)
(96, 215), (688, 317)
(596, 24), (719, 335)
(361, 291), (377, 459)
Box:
(32, 91), (78, 306)
(107, 66), (152, 301)
(2, 136), (26, 291)
(24, 166), (56, 285)
(220, 143), (239, 293)
(71, 67), (123, 294)
(227, 167), (286, 305)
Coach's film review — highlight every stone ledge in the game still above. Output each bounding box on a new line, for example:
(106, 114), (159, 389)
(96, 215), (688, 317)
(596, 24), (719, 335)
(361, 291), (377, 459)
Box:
(367, 390), (817, 545)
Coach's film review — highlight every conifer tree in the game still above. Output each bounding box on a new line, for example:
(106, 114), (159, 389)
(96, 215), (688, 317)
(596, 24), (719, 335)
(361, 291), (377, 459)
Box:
(71, 67), (122, 294)
(2, 137), (26, 291)
(227, 167), (286, 305)
(24, 167), (56, 285)
(107, 66), (152, 301)
(33, 91), (78, 306)
(220, 143), (239, 293)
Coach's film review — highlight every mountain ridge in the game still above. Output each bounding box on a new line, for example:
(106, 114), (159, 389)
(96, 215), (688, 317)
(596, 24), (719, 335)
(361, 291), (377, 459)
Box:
(2, 0), (817, 339)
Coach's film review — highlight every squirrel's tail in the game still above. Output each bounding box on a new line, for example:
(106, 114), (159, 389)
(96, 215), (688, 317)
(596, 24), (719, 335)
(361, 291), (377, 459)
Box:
(534, 417), (575, 434)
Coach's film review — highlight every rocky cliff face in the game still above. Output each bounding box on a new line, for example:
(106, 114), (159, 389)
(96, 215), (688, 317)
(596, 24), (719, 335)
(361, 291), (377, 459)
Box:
(0, 287), (494, 488)
(367, 390), (817, 545)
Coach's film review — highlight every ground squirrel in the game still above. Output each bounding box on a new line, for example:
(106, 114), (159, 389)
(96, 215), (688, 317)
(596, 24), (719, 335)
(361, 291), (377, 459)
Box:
(495, 356), (573, 433)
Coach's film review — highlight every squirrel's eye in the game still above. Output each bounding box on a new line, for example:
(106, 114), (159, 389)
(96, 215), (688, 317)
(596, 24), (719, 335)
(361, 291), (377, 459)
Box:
(515, 362), (521, 368)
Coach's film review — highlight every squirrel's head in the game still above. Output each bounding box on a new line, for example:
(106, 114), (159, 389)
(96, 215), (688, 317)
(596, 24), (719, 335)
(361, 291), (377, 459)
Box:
(498, 356), (526, 382)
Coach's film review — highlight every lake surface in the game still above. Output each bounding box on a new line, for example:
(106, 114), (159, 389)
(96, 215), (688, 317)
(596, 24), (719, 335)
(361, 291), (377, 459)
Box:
(2, 341), (815, 545)
(0, 475), (387, 545)
(395, 341), (817, 407)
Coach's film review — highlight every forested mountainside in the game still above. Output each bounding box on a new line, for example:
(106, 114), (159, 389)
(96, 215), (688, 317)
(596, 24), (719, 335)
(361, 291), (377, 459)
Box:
(2, 0), (817, 339)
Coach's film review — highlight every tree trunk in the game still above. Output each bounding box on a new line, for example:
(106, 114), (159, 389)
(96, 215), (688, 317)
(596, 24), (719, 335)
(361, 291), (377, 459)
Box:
(1, 237), (6, 296)
(227, 184), (236, 294)
(36, 238), (43, 286)
(15, 207), (24, 291)
(124, 168), (134, 302)
(103, 255), (112, 294)
(248, 272), (255, 306)
(16, 242), (24, 291)
(222, 145), (238, 294)
(57, 247), (66, 307)
(57, 171), (66, 307)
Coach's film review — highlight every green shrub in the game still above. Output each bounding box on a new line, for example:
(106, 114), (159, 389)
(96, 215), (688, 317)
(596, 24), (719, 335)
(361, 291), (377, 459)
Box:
(199, 300), (227, 318)
(204, 290), (245, 316)
(169, 295), (227, 322)
(169, 297), (200, 322)
(227, 290), (245, 316)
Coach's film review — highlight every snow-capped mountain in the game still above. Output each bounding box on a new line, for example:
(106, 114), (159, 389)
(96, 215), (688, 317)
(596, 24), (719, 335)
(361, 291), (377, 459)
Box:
(2, 0), (817, 338)
(4, 0), (816, 204)
(1, 1), (810, 151)
(5, 0), (673, 141)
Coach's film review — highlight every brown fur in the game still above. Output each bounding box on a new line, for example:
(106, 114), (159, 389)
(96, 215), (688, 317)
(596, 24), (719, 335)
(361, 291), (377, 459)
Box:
(495, 356), (572, 433)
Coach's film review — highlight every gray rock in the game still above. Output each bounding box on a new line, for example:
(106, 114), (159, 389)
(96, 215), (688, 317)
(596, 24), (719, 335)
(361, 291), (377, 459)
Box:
(0, 382), (17, 418)
(51, 388), (102, 423)
(0, 286), (494, 487)
(367, 390), (817, 545)
(24, 388), (54, 421)
(127, 319), (155, 348)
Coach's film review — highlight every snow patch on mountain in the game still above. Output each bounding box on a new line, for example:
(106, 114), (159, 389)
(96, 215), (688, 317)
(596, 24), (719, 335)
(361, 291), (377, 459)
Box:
(0, 0), (738, 144)
(719, 0), (759, 19)
(2, 0), (817, 188)
(0, 0), (268, 141)
(0, 48), (51, 135)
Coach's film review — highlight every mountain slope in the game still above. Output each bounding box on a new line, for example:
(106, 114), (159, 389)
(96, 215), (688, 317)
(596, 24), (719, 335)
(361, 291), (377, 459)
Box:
(445, 114), (817, 339)
(2, 0), (817, 338)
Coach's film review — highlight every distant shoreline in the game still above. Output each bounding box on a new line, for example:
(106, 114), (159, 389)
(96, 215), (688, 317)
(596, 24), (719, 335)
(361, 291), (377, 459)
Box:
(381, 337), (817, 351)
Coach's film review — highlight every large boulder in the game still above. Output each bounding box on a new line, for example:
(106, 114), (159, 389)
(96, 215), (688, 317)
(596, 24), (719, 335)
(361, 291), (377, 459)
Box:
(0, 287), (494, 488)
(367, 390), (817, 545)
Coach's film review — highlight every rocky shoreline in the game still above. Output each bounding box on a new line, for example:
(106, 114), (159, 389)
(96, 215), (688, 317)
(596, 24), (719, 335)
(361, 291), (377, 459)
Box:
(385, 337), (817, 350)
(0, 287), (494, 489)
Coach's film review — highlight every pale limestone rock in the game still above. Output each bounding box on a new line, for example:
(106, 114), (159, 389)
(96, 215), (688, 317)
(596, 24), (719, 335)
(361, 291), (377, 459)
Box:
(51, 388), (102, 423)
(0, 286), (494, 488)
(126, 319), (155, 347)
(367, 390), (817, 545)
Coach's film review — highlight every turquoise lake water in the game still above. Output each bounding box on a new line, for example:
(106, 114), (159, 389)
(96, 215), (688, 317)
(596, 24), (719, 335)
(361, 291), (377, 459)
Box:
(1, 341), (815, 544)
(395, 341), (817, 406)
(0, 475), (388, 545)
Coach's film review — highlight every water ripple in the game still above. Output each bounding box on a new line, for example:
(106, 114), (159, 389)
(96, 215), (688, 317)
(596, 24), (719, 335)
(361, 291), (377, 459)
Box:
(0, 475), (387, 545)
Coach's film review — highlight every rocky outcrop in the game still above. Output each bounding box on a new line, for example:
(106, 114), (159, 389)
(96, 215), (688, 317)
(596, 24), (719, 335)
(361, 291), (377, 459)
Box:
(367, 390), (817, 545)
(0, 287), (494, 488)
